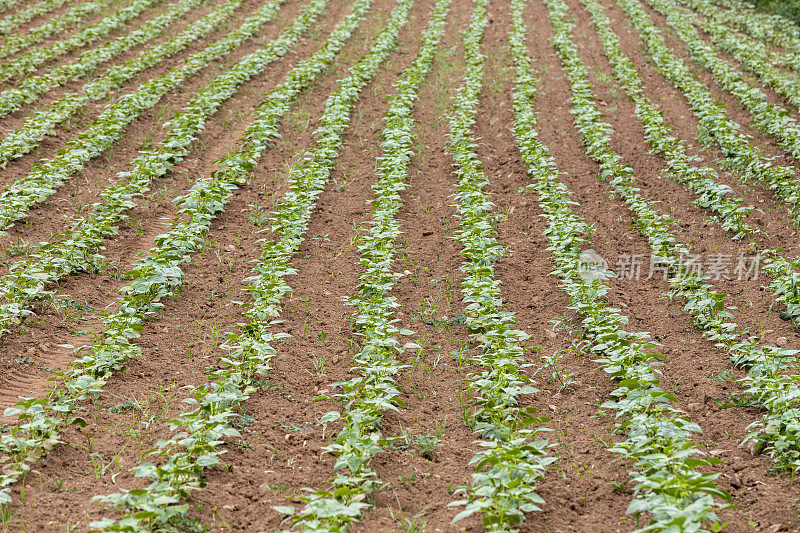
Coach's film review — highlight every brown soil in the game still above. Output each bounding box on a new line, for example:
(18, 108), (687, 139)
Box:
(0, 0), (128, 65)
(0, 0), (799, 530)
(0, 0), (201, 93)
(0, 0), (310, 270)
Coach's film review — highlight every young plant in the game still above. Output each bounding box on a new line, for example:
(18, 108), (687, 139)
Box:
(0, 0), (201, 118)
(528, 0), (732, 528)
(277, 0), (452, 528)
(443, 2), (554, 530)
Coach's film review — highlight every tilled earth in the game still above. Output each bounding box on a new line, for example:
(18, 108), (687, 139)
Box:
(0, 0), (799, 530)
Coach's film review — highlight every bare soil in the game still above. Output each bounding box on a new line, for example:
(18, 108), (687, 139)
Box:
(0, 0), (799, 530)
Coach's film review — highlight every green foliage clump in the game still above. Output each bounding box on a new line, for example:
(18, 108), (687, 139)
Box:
(747, 0), (800, 25)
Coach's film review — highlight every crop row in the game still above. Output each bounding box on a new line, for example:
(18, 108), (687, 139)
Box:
(0, 0), (69, 35)
(440, 0), (554, 530)
(582, 0), (800, 479)
(0, 0), (334, 510)
(542, 0), (731, 528)
(0, 0), (242, 165)
(0, 0), (200, 117)
(0, 0), (162, 84)
(0, 0), (110, 60)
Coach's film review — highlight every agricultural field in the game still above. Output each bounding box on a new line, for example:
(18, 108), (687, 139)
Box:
(4, 0), (800, 529)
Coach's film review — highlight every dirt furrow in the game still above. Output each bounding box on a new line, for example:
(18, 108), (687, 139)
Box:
(0, 0), (336, 404)
(518, 0), (800, 529)
(0, 0), (429, 528)
(0, 0), (304, 264)
(565, 0), (800, 358)
(0, 0), (128, 67)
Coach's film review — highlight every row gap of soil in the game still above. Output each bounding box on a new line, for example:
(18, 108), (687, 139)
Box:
(519, 0), (800, 529)
(0, 0), (131, 67)
(0, 0), (323, 406)
(2, 0), (432, 528)
(0, 0), (310, 271)
(0, 0), (354, 404)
